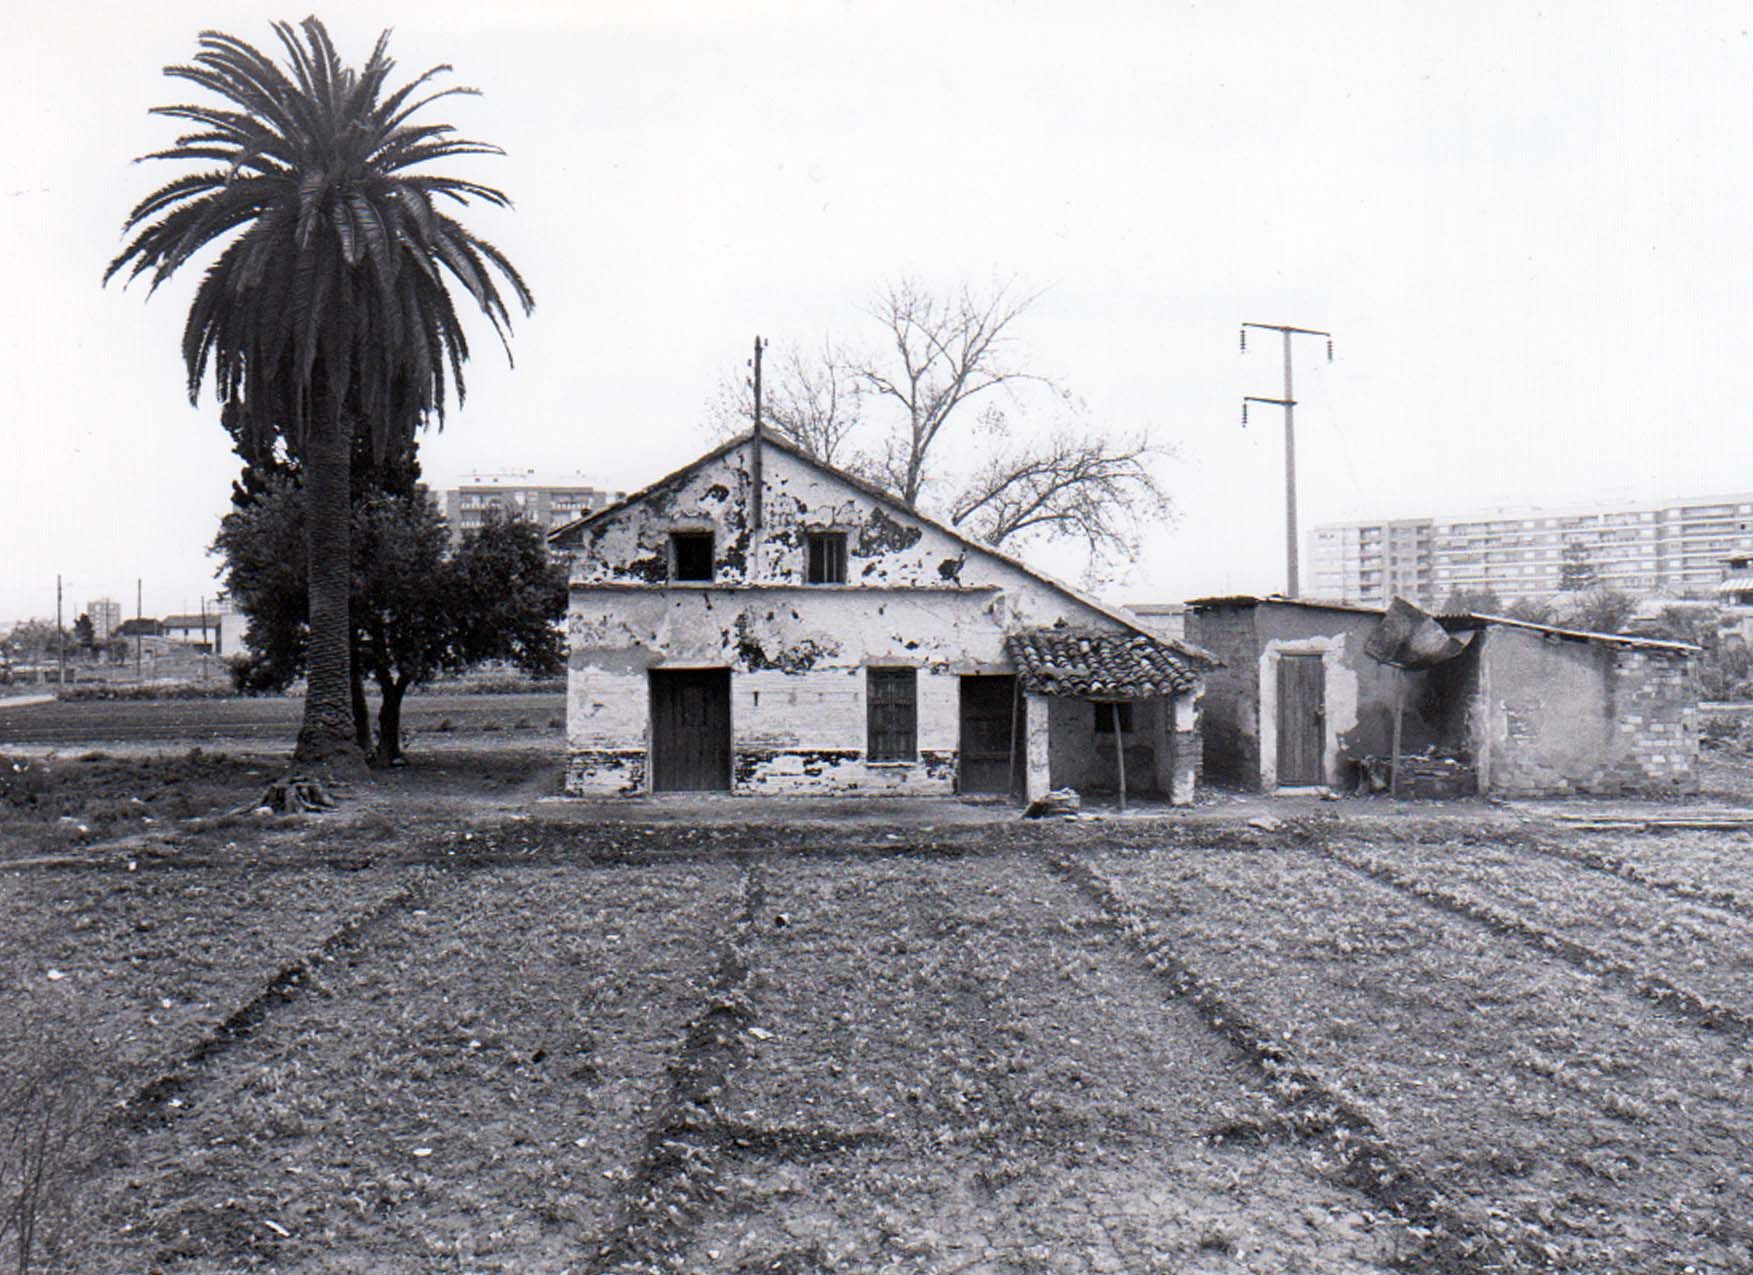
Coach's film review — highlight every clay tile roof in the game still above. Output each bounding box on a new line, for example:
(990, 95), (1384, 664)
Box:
(1005, 627), (1198, 700)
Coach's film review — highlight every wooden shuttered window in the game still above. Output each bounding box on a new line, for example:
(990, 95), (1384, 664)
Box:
(807, 532), (847, 583)
(866, 667), (918, 762)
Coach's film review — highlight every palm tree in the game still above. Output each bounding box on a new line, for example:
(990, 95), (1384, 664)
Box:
(107, 18), (532, 769)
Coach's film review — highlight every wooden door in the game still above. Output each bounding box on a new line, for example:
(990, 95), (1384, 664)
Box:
(650, 669), (732, 791)
(959, 675), (1018, 794)
(1275, 655), (1325, 786)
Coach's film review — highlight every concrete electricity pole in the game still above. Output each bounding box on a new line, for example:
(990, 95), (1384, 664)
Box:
(1242, 322), (1333, 598)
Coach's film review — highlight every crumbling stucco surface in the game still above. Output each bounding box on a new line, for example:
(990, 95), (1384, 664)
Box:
(561, 439), (1199, 800)
(1188, 598), (1697, 799)
(1475, 627), (1699, 797)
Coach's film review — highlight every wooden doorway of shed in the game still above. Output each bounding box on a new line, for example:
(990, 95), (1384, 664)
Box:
(1276, 654), (1326, 786)
(650, 668), (732, 791)
(959, 674), (1019, 794)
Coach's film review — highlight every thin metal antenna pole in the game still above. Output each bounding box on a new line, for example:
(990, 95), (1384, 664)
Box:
(1243, 321), (1333, 598)
(1282, 329), (1298, 597)
(751, 335), (766, 531)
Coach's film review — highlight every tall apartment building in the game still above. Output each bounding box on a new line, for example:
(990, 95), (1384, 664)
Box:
(86, 598), (123, 642)
(435, 472), (625, 545)
(1309, 493), (1753, 608)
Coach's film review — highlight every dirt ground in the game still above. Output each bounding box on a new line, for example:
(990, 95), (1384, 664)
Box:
(4, 745), (1753, 1273)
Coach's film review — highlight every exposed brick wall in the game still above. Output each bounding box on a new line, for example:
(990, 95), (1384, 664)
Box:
(1602, 648), (1700, 794)
(1481, 628), (1699, 797)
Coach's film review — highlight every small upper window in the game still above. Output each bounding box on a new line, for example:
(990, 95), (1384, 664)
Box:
(807, 532), (848, 584)
(671, 532), (714, 581)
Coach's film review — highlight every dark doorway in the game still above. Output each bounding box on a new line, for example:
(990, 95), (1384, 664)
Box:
(650, 668), (732, 791)
(959, 674), (1018, 794)
(1275, 654), (1325, 786)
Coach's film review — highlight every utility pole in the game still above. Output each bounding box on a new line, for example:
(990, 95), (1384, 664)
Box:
(56, 575), (65, 687)
(750, 335), (767, 530)
(1242, 322), (1334, 598)
(135, 578), (143, 683)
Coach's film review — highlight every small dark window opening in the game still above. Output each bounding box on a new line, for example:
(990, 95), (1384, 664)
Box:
(1094, 702), (1134, 735)
(867, 667), (918, 761)
(807, 532), (848, 584)
(671, 532), (714, 581)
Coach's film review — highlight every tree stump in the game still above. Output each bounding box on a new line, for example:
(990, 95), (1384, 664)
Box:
(234, 775), (337, 815)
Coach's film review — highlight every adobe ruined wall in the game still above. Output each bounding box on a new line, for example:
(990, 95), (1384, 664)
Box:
(1477, 627), (1700, 797)
(1183, 605), (1260, 788)
(1188, 601), (1463, 792)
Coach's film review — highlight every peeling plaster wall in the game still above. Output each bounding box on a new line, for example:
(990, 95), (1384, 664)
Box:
(561, 441), (1038, 593)
(1192, 602), (1463, 791)
(1256, 634), (1357, 791)
(1182, 605), (1261, 787)
(564, 441), (1158, 797)
(1477, 627), (1699, 797)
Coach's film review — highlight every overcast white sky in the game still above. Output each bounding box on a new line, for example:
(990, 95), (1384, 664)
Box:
(2, 0), (1749, 626)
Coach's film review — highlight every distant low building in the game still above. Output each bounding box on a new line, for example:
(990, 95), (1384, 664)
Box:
(436, 472), (625, 546)
(1717, 548), (1753, 651)
(162, 612), (223, 653)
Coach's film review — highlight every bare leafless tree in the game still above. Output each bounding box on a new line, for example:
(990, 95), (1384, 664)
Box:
(950, 428), (1173, 566)
(709, 340), (865, 468)
(709, 278), (1176, 576)
(853, 279), (1048, 506)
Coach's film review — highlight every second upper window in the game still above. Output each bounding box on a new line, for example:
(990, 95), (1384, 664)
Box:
(806, 531), (847, 584)
(671, 532), (714, 581)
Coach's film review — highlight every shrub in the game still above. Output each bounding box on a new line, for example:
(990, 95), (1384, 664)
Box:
(0, 1020), (111, 1273)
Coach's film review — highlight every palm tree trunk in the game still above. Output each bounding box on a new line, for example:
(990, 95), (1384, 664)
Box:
(295, 416), (366, 771)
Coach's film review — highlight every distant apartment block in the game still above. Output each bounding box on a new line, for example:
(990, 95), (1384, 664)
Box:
(435, 472), (625, 545)
(87, 598), (122, 642)
(1310, 493), (1753, 608)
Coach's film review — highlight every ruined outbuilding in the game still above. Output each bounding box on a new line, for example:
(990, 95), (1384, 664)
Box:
(1186, 596), (1700, 799)
(549, 432), (1211, 802)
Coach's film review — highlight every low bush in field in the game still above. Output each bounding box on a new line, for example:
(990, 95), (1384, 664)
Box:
(414, 675), (564, 696)
(0, 1018), (112, 1275)
(0, 750), (264, 856)
(55, 684), (255, 703)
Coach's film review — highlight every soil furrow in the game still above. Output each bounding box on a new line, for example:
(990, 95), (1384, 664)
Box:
(121, 871), (437, 1125)
(1518, 835), (1753, 924)
(588, 855), (766, 1274)
(1051, 851), (1505, 1274)
(1317, 843), (1753, 1046)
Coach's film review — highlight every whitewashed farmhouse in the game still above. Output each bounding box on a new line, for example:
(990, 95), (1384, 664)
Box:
(549, 432), (1209, 803)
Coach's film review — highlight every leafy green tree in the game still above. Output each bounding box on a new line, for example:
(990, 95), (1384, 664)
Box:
(1564, 587), (1636, 636)
(71, 614), (96, 653)
(216, 484), (567, 762)
(1559, 539), (1600, 591)
(1439, 588), (1503, 616)
(1503, 596), (1556, 625)
(107, 18), (532, 771)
